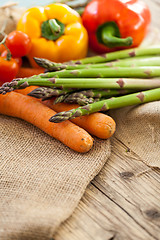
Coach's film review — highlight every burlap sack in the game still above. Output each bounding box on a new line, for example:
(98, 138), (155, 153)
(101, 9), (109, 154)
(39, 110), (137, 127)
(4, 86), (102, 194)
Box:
(0, 115), (110, 240)
(109, 101), (160, 168)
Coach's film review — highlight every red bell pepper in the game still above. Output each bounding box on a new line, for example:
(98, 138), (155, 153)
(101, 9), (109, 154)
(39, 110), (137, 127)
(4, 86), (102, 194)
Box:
(82, 0), (151, 53)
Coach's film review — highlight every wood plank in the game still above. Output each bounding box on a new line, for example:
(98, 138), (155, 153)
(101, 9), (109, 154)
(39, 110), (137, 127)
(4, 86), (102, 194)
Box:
(54, 137), (160, 240)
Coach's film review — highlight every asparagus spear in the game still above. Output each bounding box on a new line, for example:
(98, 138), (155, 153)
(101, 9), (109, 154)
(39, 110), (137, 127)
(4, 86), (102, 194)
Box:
(42, 66), (160, 78)
(28, 86), (74, 100)
(69, 45), (160, 64)
(62, 89), (135, 104)
(2, 77), (160, 94)
(34, 57), (67, 71)
(49, 88), (160, 122)
(34, 56), (160, 71)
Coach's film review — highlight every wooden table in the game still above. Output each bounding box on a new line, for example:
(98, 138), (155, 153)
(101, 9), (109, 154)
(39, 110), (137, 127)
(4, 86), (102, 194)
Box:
(54, 1), (160, 239)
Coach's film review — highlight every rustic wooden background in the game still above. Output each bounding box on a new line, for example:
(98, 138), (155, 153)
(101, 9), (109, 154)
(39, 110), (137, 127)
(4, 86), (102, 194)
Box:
(53, 1), (160, 239)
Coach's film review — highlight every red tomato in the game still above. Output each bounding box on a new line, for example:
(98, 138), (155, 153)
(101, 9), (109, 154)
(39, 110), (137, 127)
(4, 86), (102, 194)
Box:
(5, 31), (32, 58)
(0, 57), (19, 85)
(1, 50), (22, 68)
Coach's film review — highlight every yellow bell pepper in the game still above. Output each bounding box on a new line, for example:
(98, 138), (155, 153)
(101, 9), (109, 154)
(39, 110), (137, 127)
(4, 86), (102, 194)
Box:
(17, 3), (88, 67)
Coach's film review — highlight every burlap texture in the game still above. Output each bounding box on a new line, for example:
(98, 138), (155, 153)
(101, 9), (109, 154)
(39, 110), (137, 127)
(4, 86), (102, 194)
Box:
(0, 115), (110, 240)
(109, 102), (160, 168)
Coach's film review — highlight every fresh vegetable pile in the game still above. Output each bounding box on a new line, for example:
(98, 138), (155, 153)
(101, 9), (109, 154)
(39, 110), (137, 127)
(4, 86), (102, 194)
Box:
(1, 45), (160, 152)
(0, 0), (158, 153)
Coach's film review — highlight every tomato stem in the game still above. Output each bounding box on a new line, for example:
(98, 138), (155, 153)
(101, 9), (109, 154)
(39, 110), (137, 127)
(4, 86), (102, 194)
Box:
(0, 35), (12, 61)
(3, 43), (12, 61)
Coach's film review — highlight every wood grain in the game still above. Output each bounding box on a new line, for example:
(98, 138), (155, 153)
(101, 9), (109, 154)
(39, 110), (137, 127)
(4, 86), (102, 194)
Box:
(54, 136), (160, 240)
(54, 1), (160, 239)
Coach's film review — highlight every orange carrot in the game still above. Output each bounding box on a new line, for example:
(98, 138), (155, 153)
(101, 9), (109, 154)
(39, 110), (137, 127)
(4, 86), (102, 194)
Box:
(16, 67), (44, 78)
(16, 87), (116, 139)
(15, 86), (39, 95)
(0, 92), (93, 153)
(45, 101), (116, 139)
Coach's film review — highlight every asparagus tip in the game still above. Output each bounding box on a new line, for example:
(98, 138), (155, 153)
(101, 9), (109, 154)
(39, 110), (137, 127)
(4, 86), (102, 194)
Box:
(49, 114), (64, 123)
(0, 81), (15, 94)
(34, 57), (67, 71)
(49, 111), (72, 123)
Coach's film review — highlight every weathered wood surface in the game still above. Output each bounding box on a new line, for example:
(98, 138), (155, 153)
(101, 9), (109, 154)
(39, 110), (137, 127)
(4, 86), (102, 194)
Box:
(54, 1), (160, 239)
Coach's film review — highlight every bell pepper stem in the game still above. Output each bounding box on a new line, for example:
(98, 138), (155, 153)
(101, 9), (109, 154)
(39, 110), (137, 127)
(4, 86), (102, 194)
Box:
(97, 21), (133, 48)
(49, 19), (61, 35)
(101, 25), (133, 47)
(41, 19), (65, 41)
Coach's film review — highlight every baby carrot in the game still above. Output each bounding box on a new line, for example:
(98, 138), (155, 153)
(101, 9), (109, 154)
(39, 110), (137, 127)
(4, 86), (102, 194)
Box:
(0, 92), (93, 153)
(17, 87), (116, 139)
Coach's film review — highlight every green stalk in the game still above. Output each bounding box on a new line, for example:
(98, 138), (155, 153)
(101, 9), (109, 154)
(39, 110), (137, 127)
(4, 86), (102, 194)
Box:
(83, 56), (160, 68)
(69, 45), (160, 64)
(34, 56), (160, 71)
(1, 77), (160, 94)
(49, 88), (160, 123)
(42, 66), (160, 78)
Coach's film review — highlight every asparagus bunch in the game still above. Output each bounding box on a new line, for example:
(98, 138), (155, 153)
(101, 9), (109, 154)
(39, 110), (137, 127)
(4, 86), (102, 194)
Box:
(49, 88), (160, 122)
(1, 45), (160, 123)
